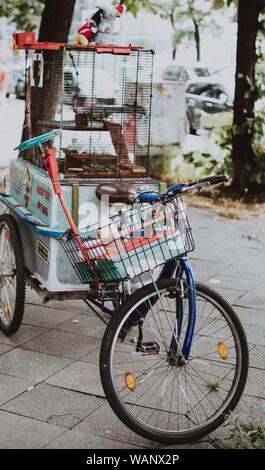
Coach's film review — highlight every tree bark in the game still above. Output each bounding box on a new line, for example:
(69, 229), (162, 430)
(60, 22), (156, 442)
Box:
(231, 0), (260, 194)
(192, 18), (200, 63)
(38, 0), (76, 42)
(21, 0), (76, 159)
(36, 0), (76, 121)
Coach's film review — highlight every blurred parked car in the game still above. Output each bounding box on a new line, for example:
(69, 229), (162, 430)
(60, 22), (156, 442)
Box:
(162, 62), (217, 83)
(6, 65), (25, 99)
(186, 77), (234, 133)
(15, 77), (25, 99)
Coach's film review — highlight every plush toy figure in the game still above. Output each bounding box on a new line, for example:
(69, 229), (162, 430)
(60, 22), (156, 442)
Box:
(74, 2), (124, 46)
(95, 2), (124, 45)
(73, 8), (104, 45)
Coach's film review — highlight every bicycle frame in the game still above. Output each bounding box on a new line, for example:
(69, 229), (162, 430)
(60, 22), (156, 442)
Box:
(85, 256), (197, 360)
(168, 257), (196, 360)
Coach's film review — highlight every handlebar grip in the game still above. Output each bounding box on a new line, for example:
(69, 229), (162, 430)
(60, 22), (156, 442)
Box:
(137, 193), (160, 204)
(197, 175), (228, 186)
(166, 183), (186, 194)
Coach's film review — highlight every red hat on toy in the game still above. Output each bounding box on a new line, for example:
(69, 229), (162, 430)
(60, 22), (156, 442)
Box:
(116, 5), (124, 16)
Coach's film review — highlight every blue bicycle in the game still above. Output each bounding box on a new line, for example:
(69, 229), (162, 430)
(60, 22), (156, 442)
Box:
(99, 176), (249, 444)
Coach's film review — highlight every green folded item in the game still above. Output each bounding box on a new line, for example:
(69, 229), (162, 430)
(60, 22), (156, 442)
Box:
(76, 259), (128, 283)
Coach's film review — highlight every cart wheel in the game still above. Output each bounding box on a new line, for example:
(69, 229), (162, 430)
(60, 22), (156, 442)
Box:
(0, 214), (26, 335)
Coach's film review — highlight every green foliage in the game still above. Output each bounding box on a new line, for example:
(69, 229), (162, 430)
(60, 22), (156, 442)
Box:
(183, 149), (222, 174)
(0, 0), (160, 28)
(153, 0), (221, 60)
(217, 44), (265, 187)
(201, 60), (265, 188)
(213, 0), (225, 8)
(150, 123), (232, 185)
(213, 0), (238, 9)
(150, 147), (178, 183)
(0, 0), (44, 30)
(150, 144), (210, 184)
(206, 379), (222, 392)
(184, 112), (234, 179)
(123, 0), (159, 17)
(221, 413), (265, 449)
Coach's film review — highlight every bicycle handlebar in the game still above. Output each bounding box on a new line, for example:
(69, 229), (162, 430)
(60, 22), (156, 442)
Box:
(197, 175), (228, 186)
(136, 175), (228, 204)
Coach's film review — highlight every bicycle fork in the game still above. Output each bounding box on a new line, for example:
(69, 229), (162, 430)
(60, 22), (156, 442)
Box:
(168, 257), (196, 362)
(130, 258), (196, 362)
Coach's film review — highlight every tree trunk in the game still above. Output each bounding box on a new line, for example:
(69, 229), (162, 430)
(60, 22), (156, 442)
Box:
(192, 18), (200, 63)
(21, 0), (76, 159)
(231, 0), (260, 194)
(38, 0), (76, 42)
(36, 0), (76, 122)
(170, 5), (177, 61)
(36, 0), (76, 123)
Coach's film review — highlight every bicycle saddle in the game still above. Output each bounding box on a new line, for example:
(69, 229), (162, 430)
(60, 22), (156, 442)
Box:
(15, 130), (61, 152)
(96, 182), (137, 205)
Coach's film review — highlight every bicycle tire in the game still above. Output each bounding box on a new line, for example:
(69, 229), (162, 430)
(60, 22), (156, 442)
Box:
(0, 214), (26, 335)
(100, 279), (248, 444)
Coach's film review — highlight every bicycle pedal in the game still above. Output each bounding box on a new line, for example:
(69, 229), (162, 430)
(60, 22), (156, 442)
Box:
(136, 341), (160, 355)
(166, 290), (176, 299)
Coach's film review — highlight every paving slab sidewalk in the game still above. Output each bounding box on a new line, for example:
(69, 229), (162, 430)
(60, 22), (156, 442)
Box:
(0, 206), (264, 449)
(1, 99), (265, 448)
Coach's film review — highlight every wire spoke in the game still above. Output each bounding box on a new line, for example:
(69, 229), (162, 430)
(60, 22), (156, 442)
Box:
(108, 279), (244, 436)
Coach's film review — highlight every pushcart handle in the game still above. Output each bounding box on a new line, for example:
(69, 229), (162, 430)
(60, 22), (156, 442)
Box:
(40, 148), (97, 271)
(15, 130), (61, 152)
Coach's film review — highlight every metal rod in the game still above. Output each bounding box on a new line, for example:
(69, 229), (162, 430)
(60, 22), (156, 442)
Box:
(26, 273), (88, 303)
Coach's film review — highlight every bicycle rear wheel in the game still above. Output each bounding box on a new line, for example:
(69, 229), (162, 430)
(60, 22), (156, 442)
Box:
(0, 214), (26, 335)
(100, 279), (248, 444)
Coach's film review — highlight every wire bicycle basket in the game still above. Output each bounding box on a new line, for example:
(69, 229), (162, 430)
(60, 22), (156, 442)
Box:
(60, 196), (194, 284)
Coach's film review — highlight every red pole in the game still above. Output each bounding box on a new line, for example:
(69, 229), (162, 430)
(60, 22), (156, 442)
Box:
(41, 149), (94, 267)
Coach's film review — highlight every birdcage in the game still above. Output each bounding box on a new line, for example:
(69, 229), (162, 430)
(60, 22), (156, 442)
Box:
(21, 45), (154, 180)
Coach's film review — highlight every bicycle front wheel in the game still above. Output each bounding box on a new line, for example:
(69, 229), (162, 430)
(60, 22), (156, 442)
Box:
(100, 279), (248, 444)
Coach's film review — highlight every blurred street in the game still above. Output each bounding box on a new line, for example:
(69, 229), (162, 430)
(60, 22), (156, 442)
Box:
(0, 97), (24, 173)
